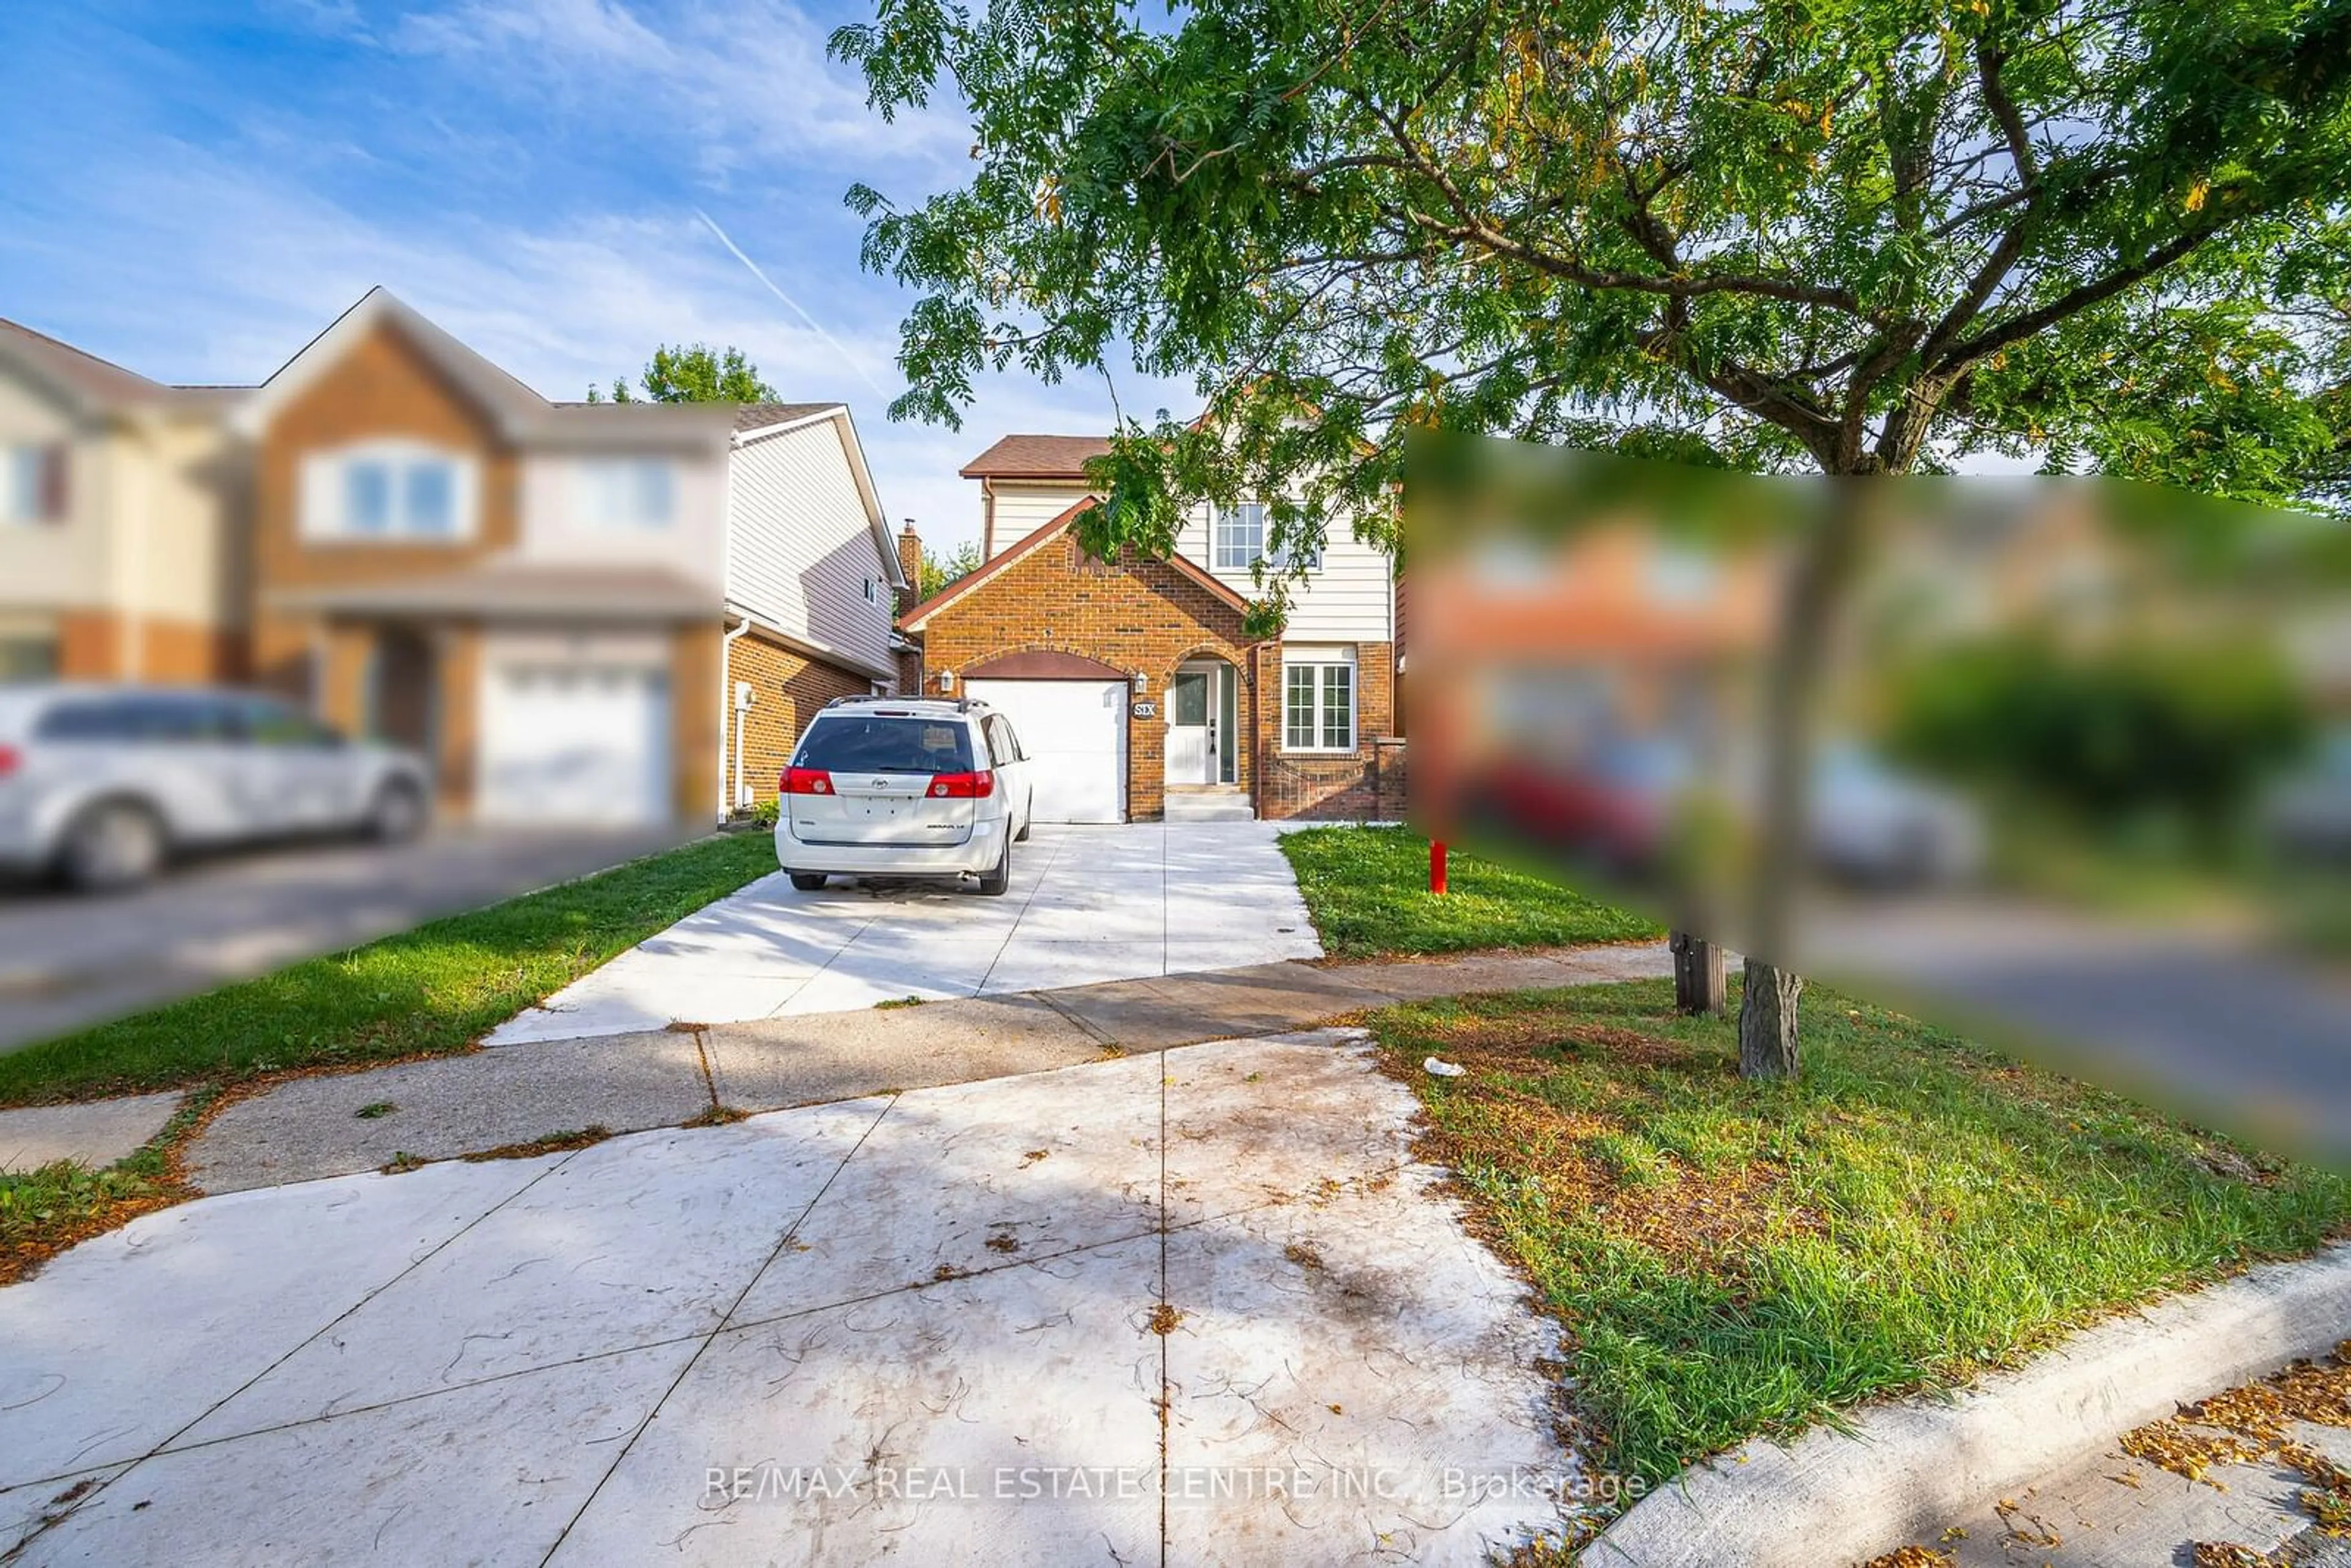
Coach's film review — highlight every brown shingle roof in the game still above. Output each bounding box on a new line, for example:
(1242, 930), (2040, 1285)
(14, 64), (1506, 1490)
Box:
(958, 433), (1113, 479)
(733, 401), (842, 433)
(0, 316), (175, 406)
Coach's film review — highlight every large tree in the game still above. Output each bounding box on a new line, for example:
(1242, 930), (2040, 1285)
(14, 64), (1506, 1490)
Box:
(833, 0), (2351, 1073)
(589, 343), (779, 404)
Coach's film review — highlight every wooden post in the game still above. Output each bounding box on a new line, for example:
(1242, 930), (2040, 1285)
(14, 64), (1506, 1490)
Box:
(1670, 930), (1727, 1016)
(1430, 839), (1448, 896)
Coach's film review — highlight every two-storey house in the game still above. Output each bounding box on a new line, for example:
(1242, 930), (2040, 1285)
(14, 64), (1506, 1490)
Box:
(0, 288), (907, 828)
(896, 432), (1401, 822)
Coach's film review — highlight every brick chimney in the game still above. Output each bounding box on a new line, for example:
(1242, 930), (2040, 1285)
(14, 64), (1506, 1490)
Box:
(896, 520), (923, 612)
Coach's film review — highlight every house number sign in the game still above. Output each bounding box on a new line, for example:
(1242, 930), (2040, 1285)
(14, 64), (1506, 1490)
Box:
(1132, 700), (1158, 719)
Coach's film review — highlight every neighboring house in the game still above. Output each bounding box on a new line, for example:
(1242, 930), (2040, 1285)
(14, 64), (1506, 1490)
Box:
(896, 433), (1403, 822)
(0, 320), (247, 684)
(0, 290), (907, 828)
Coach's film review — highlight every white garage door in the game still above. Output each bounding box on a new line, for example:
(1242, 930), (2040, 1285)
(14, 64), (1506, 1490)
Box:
(962, 678), (1126, 823)
(478, 663), (672, 826)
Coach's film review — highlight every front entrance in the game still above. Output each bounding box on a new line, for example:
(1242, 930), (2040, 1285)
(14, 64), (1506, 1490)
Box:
(1166, 659), (1238, 787)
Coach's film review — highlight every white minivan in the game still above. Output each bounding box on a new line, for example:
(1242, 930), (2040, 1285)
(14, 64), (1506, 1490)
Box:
(774, 697), (1035, 895)
(0, 683), (434, 891)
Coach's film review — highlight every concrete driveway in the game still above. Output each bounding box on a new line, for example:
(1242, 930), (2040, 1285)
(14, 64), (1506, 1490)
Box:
(1, 1031), (1574, 1566)
(487, 822), (1322, 1045)
(0, 826), (683, 1052)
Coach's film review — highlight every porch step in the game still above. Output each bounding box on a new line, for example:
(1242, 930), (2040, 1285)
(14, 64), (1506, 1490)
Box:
(1163, 787), (1256, 823)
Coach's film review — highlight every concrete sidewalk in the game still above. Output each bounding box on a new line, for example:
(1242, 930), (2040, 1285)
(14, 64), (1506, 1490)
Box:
(186, 943), (1670, 1192)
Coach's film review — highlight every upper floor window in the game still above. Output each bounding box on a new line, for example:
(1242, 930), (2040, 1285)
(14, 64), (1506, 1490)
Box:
(577, 457), (675, 530)
(300, 442), (478, 542)
(2, 443), (67, 525)
(1212, 502), (1264, 569)
(1212, 501), (1322, 572)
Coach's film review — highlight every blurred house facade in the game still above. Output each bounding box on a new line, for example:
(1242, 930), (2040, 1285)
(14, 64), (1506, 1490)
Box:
(0, 290), (906, 827)
(0, 318), (247, 686)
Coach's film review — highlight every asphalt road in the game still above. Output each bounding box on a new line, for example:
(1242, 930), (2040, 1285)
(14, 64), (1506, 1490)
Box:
(1810, 896), (2351, 1169)
(0, 825), (688, 1053)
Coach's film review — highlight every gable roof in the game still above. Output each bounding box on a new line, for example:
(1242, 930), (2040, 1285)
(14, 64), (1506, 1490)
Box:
(0, 317), (246, 416)
(732, 401), (842, 433)
(958, 433), (1113, 480)
(234, 288), (727, 449)
(897, 496), (1251, 633)
(224, 289), (904, 590)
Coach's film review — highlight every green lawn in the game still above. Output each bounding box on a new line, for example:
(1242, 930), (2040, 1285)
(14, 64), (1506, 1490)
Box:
(0, 832), (779, 1107)
(1371, 980), (2351, 1491)
(1277, 825), (1659, 958)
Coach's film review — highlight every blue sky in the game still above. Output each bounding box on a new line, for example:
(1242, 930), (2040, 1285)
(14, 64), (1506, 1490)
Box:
(0, 0), (1175, 552)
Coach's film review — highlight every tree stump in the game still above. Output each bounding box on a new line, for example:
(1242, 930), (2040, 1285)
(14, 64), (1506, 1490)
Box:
(1738, 958), (1803, 1078)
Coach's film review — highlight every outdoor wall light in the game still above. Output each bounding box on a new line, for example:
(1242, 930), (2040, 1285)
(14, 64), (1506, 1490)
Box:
(1131, 672), (1149, 692)
(936, 671), (956, 692)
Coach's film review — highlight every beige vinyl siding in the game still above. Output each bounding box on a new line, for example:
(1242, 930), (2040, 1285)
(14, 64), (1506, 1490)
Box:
(0, 368), (106, 612)
(0, 372), (241, 638)
(130, 416), (244, 631)
(983, 479), (1093, 558)
(726, 417), (894, 677)
(519, 448), (729, 594)
(1172, 501), (1394, 643)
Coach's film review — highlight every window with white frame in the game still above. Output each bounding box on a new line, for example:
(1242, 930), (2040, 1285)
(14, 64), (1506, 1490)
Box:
(2, 443), (66, 525)
(1282, 647), (1357, 752)
(1212, 502), (1264, 569)
(1212, 501), (1322, 571)
(577, 457), (676, 529)
(301, 443), (478, 541)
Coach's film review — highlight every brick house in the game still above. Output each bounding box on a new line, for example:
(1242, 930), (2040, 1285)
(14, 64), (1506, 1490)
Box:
(0, 290), (907, 827)
(896, 435), (1404, 822)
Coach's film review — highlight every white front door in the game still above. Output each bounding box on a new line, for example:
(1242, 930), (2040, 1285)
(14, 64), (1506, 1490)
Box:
(478, 662), (672, 825)
(961, 678), (1126, 822)
(1165, 669), (1214, 786)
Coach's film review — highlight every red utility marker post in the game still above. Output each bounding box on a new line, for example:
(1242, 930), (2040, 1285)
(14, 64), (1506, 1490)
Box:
(1430, 839), (1448, 896)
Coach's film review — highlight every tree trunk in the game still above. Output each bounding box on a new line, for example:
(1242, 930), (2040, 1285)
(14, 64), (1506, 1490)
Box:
(1735, 476), (1870, 1079)
(1670, 930), (1726, 1016)
(1738, 958), (1803, 1077)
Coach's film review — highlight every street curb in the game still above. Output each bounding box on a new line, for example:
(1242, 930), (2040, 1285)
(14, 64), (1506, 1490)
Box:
(1584, 1242), (2351, 1567)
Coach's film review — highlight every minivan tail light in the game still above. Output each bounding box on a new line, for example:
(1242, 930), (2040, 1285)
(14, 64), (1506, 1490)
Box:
(928, 770), (995, 798)
(782, 767), (833, 795)
(0, 745), (16, 779)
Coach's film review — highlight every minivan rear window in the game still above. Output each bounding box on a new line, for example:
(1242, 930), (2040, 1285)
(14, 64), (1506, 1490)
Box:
(794, 716), (975, 775)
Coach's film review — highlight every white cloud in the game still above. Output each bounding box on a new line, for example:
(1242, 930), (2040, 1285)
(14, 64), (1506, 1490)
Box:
(387, 0), (970, 181)
(2, 131), (1167, 553)
(0, 0), (1201, 558)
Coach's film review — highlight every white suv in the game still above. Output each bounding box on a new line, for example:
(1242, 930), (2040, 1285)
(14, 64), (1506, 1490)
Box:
(774, 697), (1035, 895)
